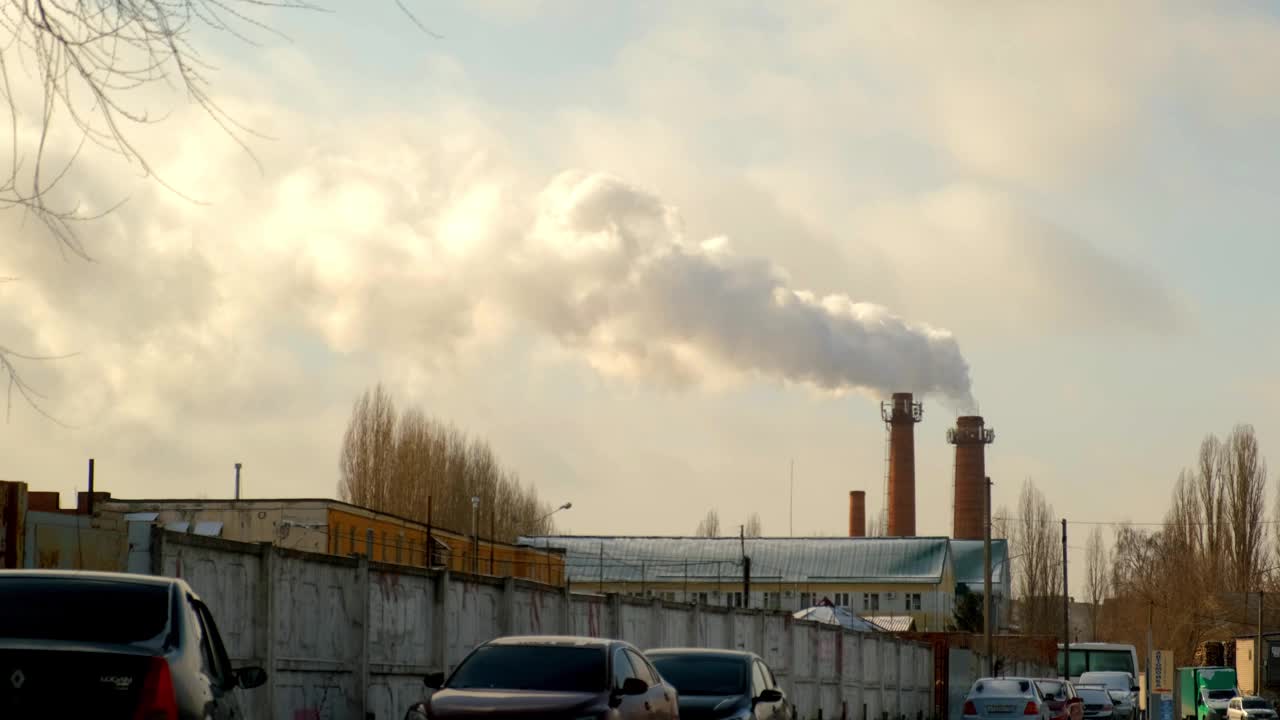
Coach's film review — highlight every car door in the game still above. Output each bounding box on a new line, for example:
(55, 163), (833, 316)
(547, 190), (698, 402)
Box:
(762, 661), (793, 720)
(613, 647), (650, 720)
(191, 599), (242, 720)
(626, 649), (673, 720)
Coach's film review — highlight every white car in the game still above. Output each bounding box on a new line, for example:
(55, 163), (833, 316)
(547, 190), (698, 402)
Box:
(1227, 697), (1278, 720)
(963, 677), (1053, 720)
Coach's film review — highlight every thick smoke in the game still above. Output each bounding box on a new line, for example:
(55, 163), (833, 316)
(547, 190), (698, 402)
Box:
(506, 171), (976, 407)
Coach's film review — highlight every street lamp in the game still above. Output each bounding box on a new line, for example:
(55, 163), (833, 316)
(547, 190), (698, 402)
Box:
(531, 502), (573, 535)
(471, 496), (480, 574)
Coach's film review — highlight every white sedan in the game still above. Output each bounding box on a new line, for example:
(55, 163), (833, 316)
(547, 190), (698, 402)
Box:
(1227, 697), (1277, 720)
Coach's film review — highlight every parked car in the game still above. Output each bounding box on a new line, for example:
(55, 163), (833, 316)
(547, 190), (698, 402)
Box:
(405, 636), (678, 720)
(963, 677), (1052, 720)
(1228, 697), (1278, 720)
(1036, 678), (1084, 720)
(1076, 686), (1116, 720)
(0, 570), (267, 719)
(646, 648), (795, 720)
(1079, 672), (1138, 720)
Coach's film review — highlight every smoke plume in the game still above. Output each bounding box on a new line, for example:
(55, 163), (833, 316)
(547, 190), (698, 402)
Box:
(506, 171), (975, 407)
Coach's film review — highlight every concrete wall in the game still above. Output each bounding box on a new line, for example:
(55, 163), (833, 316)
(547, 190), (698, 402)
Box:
(149, 530), (935, 720)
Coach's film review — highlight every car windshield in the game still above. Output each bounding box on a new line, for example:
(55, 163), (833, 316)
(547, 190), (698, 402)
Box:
(1206, 691), (1235, 701)
(649, 655), (747, 696)
(447, 645), (606, 692)
(1082, 675), (1131, 691)
(1246, 700), (1272, 710)
(0, 578), (170, 647)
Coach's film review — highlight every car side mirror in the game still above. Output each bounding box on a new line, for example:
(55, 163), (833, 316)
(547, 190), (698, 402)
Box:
(756, 689), (784, 704)
(424, 672), (445, 690)
(1131, 687), (1140, 693)
(234, 666), (267, 690)
(621, 677), (649, 696)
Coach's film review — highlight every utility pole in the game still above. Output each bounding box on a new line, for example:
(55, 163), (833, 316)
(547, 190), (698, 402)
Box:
(1152, 599), (1162, 717)
(234, 462), (242, 500)
(1062, 518), (1070, 679)
(983, 476), (993, 677)
(789, 459), (795, 536)
(599, 542), (605, 593)
(741, 525), (751, 609)
(1258, 590), (1265, 697)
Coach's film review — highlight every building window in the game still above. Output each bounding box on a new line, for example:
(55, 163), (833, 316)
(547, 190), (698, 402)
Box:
(912, 593), (922, 611)
(349, 526), (356, 555)
(396, 533), (404, 563)
(835, 592), (850, 608)
(864, 593), (880, 611)
(729, 591), (743, 608)
(800, 592), (812, 608)
(333, 523), (341, 554)
(698, 592), (709, 605)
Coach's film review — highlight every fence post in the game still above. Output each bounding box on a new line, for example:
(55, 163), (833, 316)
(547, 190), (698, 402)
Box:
(609, 593), (623, 640)
(561, 583), (573, 635)
(259, 543), (276, 720)
(502, 577), (517, 635)
(358, 553), (370, 720)
(434, 570), (450, 672)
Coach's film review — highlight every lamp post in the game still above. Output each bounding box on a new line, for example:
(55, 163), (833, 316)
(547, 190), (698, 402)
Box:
(533, 502), (572, 533)
(470, 496), (480, 574)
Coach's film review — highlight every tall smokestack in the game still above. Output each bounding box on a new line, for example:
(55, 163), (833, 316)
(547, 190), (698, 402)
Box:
(948, 416), (995, 540)
(849, 491), (866, 537)
(882, 392), (922, 537)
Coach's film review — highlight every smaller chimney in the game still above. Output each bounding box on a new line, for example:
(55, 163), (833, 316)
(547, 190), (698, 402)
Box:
(849, 490), (867, 537)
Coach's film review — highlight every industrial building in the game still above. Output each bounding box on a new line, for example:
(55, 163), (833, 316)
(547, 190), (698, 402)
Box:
(1, 480), (566, 585)
(518, 534), (1011, 632)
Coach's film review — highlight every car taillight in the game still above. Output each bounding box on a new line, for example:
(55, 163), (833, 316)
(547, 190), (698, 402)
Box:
(133, 657), (178, 720)
(1025, 702), (1040, 715)
(965, 701), (978, 715)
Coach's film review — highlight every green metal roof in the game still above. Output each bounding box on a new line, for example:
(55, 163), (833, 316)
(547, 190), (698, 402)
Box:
(518, 536), (953, 585)
(950, 538), (1010, 589)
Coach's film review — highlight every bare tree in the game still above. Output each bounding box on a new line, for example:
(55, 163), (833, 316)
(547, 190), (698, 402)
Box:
(1225, 424), (1268, 591)
(1084, 525), (1109, 639)
(1196, 434), (1227, 578)
(338, 383), (556, 543)
(744, 513), (763, 538)
(1011, 479), (1059, 636)
(1, 2), (425, 416)
(695, 509), (721, 537)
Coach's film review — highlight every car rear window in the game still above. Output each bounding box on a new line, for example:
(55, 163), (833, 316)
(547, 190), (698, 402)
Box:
(1078, 689), (1111, 703)
(0, 577), (171, 646)
(649, 655), (747, 696)
(1036, 681), (1066, 699)
(975, 679), (1032, 695)
(447, 644), (607, 692)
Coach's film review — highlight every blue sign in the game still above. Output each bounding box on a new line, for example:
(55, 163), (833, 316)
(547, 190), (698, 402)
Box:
(1159, 696), (1174, 720)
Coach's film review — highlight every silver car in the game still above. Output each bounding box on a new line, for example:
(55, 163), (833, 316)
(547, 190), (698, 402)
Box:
(1075, 686), (1115, 720)
(963, 677), (1053, 720)
(1227, 697), (1278, 720)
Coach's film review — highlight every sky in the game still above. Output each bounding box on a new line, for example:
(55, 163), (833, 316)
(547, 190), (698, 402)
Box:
(4, 1), (1280, 552)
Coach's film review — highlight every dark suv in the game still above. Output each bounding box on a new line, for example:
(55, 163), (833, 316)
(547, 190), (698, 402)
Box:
(0, 570), (266, 719)
(407, 636), (678, 720)
(646, 648), (795, 720)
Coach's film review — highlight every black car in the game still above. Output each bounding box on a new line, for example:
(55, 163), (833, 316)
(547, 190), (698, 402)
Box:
(646, 648), (795, 720)
(0, 570), (266, 719)
(406, 635), (679, 720)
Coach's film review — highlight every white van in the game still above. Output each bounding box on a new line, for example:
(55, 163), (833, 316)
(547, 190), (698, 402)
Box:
(1059, 643), (1141, 682)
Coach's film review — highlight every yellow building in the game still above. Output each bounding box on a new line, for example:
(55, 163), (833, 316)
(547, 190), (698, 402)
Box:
(519, 535), (1011, 632)
(100, 496), (566, 585)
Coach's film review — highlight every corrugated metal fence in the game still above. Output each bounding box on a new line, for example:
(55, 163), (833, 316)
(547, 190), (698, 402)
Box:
(147, 530), (935, 720)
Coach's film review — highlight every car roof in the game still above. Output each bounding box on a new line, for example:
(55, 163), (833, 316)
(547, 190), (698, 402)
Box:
(647, 648), (757, 660)
(486, 635), (618, 649)
(0, 569), (184, 589)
